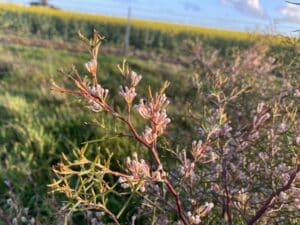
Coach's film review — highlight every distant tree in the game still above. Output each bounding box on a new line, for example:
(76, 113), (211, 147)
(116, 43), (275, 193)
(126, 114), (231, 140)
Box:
(30, 0), (57, 9)
(41, 0), (48, 6)
(30, 0), (48, 6)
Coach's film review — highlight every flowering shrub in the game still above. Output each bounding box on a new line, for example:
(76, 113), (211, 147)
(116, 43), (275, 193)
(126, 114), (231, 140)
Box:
(49, 30), (299, 225)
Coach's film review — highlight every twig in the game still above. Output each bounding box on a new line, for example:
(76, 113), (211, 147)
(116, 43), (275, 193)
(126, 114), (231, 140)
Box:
(0, 209), (10, 225)
(247, 165), (300, 225)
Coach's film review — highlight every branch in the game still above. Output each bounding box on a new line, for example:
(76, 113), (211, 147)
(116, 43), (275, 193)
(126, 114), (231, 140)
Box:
(107, 102), (188, 224)
(247, 165), (300, 225)
(165, 180), (188, 225)
(0, 209), (10, 225)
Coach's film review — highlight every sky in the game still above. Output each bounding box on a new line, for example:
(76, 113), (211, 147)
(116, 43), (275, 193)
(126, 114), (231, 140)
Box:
(1, 0), (300, 35)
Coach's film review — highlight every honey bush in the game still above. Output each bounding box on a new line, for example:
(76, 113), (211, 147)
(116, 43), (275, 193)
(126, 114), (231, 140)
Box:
(48, 30), (299, 225)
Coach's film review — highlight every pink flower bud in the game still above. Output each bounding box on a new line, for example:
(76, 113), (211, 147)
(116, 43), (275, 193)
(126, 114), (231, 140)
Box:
(191, 140), (205, 160)
(130, 71), (142, 87)
(296, 136), (300, 146)
(88, 84), (109, 102)
(85, 59), (97, 77)
(142, 126), (157, 144)
(119, 86), (137, 104)
(135, 99), (152, 119)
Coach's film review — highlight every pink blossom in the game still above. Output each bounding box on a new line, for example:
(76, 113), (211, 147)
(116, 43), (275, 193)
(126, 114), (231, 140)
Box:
(257, 102), (266, 114)
(119, 86), (137, 104)
(151, 93), (170, 112)
(135, 99), (152, 119)
(88, 84), (109, 102)
(191, 140), (205, 161)
(142, 126), (157, 144)
(84, 59), (97, 77)
(253, 113), (271, 128)
(152, 110), (171, 135)
(130, 71), (142, 87)
(296, 136), (300, 146)
(294, 88), (300, 98)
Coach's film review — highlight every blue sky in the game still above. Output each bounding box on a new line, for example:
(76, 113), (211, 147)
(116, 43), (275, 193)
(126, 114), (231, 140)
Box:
(1, 0), (300, 35)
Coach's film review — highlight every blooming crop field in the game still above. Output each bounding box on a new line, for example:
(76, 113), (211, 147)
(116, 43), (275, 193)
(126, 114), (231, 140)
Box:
(0, 3), (250, 40)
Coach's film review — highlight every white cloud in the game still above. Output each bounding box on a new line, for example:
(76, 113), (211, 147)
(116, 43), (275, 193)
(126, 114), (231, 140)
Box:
(280, 4), (300, 23)
(221, 0), (264, 17)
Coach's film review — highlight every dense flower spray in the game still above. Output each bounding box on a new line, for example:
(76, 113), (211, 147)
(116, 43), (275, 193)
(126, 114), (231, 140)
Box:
(49, 30), (299, 225)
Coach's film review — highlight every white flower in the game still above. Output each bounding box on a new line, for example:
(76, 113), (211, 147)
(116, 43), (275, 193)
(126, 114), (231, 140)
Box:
(257, 102), (265, 114)
(130, 71), (142, 87)
(279, 192), (288, 202)
(294, 88), (300, 98)
(296, 136), (300, 146)
(30, 217), (36, 225)
(84, 59), (97, 76)
(191, 140), (203, 160)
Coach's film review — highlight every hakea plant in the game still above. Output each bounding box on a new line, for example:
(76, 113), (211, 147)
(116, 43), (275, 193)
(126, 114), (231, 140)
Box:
(49, 30), (299, 225)
(178, 39), (300, 225)
(50, 29), (191, 225)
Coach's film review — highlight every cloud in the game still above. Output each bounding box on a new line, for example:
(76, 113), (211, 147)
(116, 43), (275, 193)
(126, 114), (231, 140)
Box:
(183, 1), (201, 12)
(280, 4), (300, 23)
(221, 0), (264, 17)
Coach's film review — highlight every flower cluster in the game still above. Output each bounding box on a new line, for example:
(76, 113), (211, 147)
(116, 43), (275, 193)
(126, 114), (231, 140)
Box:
(5, 196), (36, 225)
(87, 84), (109, 102)
(85, 84), (109, 112)
(178, 149), (196, 178)
(50, 30), (299, 225)
(191, 140), (205, 161)
(135, 82), (171, 144)
(119, 71), (142, 105)
(119, 153), (164, 192)
(253, 102), (271, 129)
(187, 202), (214, 224)
(86, 210), (105, 225)
(85, 58), (97, 78)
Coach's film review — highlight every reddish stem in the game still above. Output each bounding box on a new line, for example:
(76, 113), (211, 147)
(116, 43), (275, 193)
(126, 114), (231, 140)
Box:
(222, 158), (232, 225)
(165, 180), (189, 225)
(0, 210), (10, 225)
(247, 165), (300, 225)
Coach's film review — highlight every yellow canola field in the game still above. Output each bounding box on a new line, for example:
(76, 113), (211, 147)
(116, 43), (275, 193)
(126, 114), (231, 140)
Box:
(0, 3), (254, 41)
